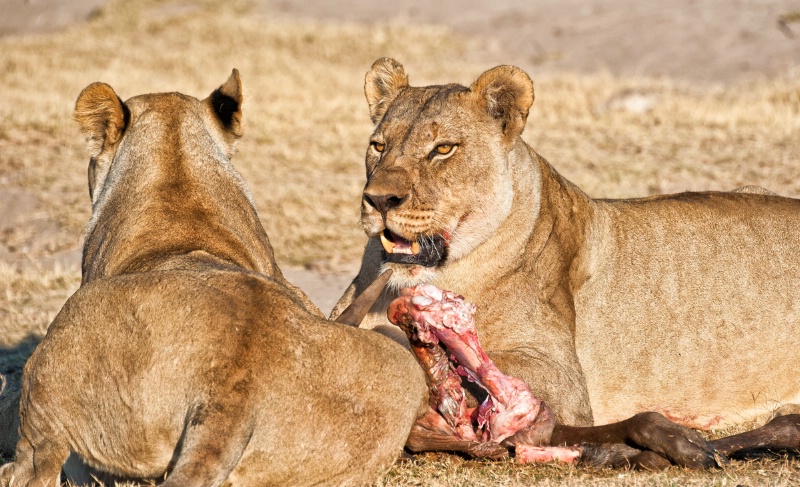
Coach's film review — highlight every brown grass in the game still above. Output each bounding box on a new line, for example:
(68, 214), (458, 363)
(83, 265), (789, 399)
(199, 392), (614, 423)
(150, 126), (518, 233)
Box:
(0, 0), (798, 484)
(0, 264), (80, 347)
(379, 453), (800, 486)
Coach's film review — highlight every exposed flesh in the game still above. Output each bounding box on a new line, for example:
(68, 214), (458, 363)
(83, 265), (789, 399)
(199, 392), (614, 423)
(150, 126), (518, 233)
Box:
(388, 284), (581, 463)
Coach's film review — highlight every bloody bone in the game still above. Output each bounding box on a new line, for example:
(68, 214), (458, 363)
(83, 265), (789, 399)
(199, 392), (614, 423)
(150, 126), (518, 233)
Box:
(388, 284), (580, 463)
(388, 286), (478, 442)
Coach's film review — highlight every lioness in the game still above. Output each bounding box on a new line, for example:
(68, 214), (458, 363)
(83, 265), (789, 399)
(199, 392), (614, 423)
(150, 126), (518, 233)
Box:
(0, 70), (427, 486)
(333, 59), (800, 436)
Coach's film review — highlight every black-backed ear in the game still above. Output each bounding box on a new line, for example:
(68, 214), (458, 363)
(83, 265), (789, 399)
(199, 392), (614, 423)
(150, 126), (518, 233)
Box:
(470, 65), (534, 140)
(74, 82), (129, 161)
(364, 58), (409, 124)
(206, 68), (243, 140)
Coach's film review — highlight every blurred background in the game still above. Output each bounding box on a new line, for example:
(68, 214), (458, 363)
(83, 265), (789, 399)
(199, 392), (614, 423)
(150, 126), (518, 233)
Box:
(1, 0), (798, 329)
(3, 0), (799, 82)
(0, 0), (797, 320)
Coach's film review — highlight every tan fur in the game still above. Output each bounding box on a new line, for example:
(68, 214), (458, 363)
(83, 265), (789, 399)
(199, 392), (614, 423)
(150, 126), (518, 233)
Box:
(0, 71), (427, 486)
(333, 58), (800, 431)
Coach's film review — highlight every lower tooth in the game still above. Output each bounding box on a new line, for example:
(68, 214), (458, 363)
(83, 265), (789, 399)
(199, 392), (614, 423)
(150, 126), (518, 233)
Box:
(380, 232), (422, 256)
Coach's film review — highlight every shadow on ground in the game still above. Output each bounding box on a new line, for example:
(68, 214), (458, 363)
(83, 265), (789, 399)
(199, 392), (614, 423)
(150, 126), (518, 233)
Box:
(0, 334), (40, 391)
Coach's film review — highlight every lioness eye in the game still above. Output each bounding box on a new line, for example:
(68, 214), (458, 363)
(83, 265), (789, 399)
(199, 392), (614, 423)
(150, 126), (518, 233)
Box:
(371, 142), (385, 153)
(431, 144), (455, 158)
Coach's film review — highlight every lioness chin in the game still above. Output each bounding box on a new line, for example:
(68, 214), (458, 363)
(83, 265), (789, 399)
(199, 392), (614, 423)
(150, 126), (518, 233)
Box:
(0, 70), (427, 487)
(333, 59), (800, 434)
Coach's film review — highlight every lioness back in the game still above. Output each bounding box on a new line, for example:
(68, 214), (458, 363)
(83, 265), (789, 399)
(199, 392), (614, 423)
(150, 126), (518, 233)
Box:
(577, 192), (800, 427)
(23, 269), (426, 485)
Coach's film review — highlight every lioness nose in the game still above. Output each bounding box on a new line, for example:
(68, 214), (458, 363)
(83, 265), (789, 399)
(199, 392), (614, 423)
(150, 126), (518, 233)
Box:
(363, 192), (408, 215)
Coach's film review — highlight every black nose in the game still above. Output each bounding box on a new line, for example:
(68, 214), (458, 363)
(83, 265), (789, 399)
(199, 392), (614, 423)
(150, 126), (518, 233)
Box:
(363, 192), (408, 215)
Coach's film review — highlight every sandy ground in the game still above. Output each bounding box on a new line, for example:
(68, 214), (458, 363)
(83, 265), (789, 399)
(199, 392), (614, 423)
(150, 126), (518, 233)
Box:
(5, 0), (798, 83)
(0, 0), (798, 314)
(263, 0), (800, 84)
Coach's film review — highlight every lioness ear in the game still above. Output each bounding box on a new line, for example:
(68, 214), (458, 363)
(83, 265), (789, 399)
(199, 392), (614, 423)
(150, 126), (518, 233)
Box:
(75, 83), (129, 201)
(365, 58), (409, 124)
(74, 82), (128, 161)
(206, 68), (244, 142)
(470, 65), (534, 140)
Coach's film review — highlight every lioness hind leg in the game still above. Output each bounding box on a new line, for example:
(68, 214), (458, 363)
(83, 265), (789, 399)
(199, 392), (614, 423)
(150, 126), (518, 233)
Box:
(160, 409), (252, 487)
(1, 434), (67, 487)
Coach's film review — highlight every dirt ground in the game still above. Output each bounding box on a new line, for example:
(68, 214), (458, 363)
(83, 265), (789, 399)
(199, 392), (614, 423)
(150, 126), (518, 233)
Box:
(1, 0), (797, 314)
(263, 0), (800, 84)
(5, 0), (798, 84)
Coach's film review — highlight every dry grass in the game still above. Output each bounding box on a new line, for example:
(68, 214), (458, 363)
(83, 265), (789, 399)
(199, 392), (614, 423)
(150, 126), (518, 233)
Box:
(0, 264), (80, 388)
(0, 0), (799, 484)
(378, 453), (800, 487)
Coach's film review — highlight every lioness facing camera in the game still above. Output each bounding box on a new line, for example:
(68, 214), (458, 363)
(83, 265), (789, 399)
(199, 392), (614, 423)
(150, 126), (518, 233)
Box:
(333, 59), (800, 433)
(0, 71), (427, 486)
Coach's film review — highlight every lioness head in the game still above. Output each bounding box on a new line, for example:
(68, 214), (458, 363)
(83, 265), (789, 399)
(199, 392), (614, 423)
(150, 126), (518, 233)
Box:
(75, 70), (243, 206)
(70, 70), (290, 284)
(360, 58), (534, 287)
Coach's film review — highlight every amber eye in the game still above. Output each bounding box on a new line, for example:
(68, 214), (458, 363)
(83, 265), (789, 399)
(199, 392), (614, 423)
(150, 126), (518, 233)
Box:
(371, 142), (385, 153)
(431, 144), (455, 158)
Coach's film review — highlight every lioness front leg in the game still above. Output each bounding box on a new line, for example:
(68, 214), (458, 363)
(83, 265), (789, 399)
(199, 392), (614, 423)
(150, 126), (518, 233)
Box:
(1, 425), (69, 487)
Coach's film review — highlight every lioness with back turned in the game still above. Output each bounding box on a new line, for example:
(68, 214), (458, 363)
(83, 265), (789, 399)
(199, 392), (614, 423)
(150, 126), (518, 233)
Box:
(0, 70), (427, 486)
(333, 59), (800, 441)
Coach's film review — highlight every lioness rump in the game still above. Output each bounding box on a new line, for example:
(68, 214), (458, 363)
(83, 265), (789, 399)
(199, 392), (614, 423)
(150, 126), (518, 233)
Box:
(0, 71), (427, 486)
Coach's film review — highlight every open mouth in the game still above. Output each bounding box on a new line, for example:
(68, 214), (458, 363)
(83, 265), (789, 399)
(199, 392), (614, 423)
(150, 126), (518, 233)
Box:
(379, 229), (447, 267)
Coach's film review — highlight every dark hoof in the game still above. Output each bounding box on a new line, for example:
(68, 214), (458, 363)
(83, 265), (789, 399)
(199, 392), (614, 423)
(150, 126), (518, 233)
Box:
(628, 412), (724, 469)
(468, 442), (509, 460)
(579, 443), (641, 468)
(629, 451), (672, 471)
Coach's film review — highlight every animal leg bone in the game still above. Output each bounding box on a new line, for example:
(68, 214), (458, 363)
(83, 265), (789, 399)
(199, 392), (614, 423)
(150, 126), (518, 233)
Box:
(387, 285), (478, 442)
(388, 284), (580, 464)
